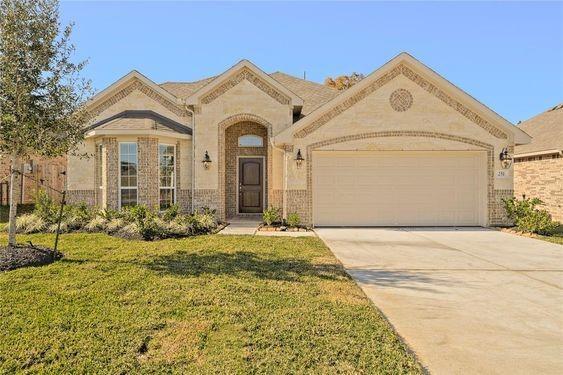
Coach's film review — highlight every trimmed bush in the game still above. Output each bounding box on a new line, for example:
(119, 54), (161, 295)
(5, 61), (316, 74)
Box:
(503, 196), (560, 235)
(262, 207), (281, 226)
(286, 212), (301, 228)
(85, 216), (107, 232)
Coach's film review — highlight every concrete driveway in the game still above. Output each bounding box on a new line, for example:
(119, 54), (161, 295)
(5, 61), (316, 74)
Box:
(316, 228), (563, 375)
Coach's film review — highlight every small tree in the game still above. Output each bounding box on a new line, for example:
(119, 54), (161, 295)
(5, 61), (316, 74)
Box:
(0, 0), (92, 247)
(324, 72), (365, 90)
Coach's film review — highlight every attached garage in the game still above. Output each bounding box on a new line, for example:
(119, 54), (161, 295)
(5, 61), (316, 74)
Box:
(312, 151), (488, 227)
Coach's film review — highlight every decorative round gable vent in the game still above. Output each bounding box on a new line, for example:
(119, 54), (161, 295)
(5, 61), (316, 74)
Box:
(389, 89), (413, 112)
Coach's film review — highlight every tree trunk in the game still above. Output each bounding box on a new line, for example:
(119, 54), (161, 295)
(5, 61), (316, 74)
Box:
(7, 152), (19, 247)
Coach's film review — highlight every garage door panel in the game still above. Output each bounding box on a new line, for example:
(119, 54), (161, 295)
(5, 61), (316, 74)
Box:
(313, 151), (486, 226)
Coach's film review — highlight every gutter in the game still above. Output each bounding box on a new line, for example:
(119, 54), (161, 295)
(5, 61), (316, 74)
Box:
(514, 149), (562, 159)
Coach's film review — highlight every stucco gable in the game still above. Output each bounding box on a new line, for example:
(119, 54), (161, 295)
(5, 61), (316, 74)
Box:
(276, 53), (530, 145)
(186, 60), (304, 111)
(85, 71), (189, 120)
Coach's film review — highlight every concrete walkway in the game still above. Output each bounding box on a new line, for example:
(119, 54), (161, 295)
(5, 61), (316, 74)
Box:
(218, 217), (315, 237)
(218, 217), (260, 235)
(316, 227), (563, 375)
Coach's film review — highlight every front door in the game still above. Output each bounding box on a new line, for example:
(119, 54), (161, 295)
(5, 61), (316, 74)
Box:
(239, 158), (263, 213)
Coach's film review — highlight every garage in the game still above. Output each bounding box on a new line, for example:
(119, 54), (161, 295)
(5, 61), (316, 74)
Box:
(312, 151), (487, 227)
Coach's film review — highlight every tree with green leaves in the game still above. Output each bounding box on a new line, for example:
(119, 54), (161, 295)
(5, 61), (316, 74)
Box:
(0, 0), (92, 247)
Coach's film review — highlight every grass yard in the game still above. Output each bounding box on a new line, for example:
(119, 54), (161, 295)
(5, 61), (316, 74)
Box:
(0, 233), (422, 374)
(536, 225), (563, 245)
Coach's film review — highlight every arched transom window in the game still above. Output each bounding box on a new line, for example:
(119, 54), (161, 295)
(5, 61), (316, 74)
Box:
(238, 134), (263, 147)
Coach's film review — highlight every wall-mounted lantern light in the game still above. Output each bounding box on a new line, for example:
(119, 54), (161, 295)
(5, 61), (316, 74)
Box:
(295, 149), (305, 169)
(499, 147), (513, 169)
(202, 151), (212, 170)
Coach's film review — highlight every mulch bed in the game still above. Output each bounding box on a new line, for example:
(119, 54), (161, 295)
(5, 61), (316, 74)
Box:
(0, 244), (63, 272)
(257, 224), (311, 232)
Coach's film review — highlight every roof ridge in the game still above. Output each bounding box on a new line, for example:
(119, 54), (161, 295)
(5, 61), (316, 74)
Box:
(159, 76), (217, 85)
(270, 71), (335, 89)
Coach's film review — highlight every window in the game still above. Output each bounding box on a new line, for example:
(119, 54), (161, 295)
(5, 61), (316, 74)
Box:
(159, 144), (175, 210)
(238, 134), (263, 147)
(119, 142), (138, 207)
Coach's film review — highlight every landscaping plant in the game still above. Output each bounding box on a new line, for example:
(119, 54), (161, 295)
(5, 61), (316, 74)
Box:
(262, 207), (281, 226)
(286, 212), (301, 228)
(503, 196), (560, 235)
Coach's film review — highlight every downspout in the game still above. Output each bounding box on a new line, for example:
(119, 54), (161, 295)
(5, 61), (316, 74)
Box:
(183, 103), (195, 213)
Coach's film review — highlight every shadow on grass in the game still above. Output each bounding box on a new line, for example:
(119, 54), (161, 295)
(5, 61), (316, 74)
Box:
(145, 250), (344, 282)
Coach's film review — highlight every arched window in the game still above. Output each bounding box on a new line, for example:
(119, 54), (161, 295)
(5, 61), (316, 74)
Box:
(238, 134), (263, 147)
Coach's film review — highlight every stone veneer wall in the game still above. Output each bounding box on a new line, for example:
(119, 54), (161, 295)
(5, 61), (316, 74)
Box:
(193, 189), (220, 214)
(137, 137), (159, 210)
(271, 189), (283, 211)
(103, 137), (119, 209)
(286, 190), (308, 223)
(514, 157), (563, 222)
(224, 122), (268, 218)
(490, 189), (514, 226)
(67, 190), (96, 206)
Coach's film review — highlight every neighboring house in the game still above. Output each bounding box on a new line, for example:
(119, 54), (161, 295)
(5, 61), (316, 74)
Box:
(514, 104), (563, 221)
(0, 156), (66, 205)
(67, 53), (530, 227)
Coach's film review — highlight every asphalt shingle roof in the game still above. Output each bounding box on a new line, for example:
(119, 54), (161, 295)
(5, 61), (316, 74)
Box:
(515, 103), (563, 155)
(158, 72), (340, 116)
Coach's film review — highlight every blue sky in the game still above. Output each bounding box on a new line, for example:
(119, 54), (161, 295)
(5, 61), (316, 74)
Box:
(60, 1), (563, 124)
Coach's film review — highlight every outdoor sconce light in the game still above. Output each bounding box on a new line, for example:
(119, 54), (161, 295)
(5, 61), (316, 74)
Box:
(202, 151), (212, 170)
(295, 149), (305, 169)
(499, 147), (513, 169)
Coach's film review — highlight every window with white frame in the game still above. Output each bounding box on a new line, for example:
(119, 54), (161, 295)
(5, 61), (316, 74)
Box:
(238, 134), (263, 147)
(119, 142), (138, 207)
(159, 144), (175, 210)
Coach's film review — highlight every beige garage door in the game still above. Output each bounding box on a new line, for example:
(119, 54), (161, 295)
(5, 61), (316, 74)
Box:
(313, 151), (487, 226)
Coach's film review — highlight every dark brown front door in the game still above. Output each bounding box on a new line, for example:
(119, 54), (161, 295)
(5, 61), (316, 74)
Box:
(239, 158), (263, 213)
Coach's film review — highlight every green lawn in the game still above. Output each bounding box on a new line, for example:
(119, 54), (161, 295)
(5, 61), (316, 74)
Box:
(536, 225), (563, 245)
(0, 233), (422, 374)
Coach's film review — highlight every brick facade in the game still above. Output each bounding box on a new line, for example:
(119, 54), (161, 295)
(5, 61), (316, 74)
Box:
(514, 157), (563, 222)
(138, 137), (159, 210)
(224, 122), (268, 218)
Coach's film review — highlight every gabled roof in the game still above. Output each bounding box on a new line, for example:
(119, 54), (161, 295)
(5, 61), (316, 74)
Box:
(85, 110), (192, 135)
(515, 103), (563, 156)
(160, 76), (217, 99)
(276, 52), (531, 145)
(269, 72), (339, 116)
(184, 60), (304, 111)
(86, 70), (182, 109)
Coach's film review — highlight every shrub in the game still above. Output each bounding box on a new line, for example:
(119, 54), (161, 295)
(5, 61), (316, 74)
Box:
(105, 218), (126, 233)
(118, 223), (141, 240)
(127, 205), (160, 240)
(34, 190), (59, 224)
(47, 222), (69, 234)
(162, 204), (180, 221)
(191, 211), (217, 234)
(262, 207), (281, 226)
(16, 214), (46, 234)
(286, 212), (301, 228)
(85, 216), (107, 232)
(503, 196), (560, 235)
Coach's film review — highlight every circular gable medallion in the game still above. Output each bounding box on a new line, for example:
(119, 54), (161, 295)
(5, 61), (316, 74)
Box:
(389, 89), (413, 112)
